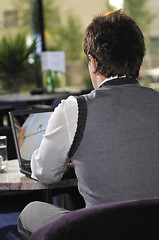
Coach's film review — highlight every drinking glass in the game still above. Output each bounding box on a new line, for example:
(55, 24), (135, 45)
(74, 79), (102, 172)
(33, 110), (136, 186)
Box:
(0, 136), (8, 172)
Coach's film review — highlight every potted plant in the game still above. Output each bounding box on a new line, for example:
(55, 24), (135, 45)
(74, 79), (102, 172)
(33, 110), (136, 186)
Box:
(0, 33), (37, 92)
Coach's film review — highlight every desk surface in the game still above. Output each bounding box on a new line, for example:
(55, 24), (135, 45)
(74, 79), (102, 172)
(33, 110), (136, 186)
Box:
(0, 93), (69, 103)
(0, 160), (77, 191)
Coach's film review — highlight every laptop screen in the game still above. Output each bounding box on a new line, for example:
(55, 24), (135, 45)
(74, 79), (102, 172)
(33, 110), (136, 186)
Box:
(9, 108), (53, 164)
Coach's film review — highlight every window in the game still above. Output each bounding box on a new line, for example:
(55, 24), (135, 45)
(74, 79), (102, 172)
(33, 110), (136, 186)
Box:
(150, 37), (159, 56)
(3, 10), (18, 28)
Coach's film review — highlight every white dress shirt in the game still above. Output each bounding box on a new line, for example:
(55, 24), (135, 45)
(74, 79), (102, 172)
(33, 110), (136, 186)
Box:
(31, 95), (78, 183)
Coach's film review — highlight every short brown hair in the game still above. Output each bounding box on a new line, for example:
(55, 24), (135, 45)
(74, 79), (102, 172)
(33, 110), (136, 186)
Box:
(83, 10), (145, 78)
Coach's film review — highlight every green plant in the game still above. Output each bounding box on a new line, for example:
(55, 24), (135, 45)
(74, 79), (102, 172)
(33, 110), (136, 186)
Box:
(0, 33), (37, 92)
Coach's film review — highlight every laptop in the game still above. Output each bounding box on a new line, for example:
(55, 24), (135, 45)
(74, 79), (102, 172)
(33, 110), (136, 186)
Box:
(9, 108), (53, 178)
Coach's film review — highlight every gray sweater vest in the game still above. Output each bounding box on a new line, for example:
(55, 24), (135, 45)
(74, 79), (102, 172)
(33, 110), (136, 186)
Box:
(70, 78), (159, 207)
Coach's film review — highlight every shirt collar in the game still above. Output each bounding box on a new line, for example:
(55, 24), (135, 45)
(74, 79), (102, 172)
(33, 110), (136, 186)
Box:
(99, 75), (126, 88)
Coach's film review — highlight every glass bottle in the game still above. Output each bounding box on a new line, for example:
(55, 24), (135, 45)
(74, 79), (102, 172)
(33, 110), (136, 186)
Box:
(46, 69), (54, 93)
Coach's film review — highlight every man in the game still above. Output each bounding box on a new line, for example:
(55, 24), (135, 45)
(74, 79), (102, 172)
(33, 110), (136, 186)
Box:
(18, 10), (159, 239)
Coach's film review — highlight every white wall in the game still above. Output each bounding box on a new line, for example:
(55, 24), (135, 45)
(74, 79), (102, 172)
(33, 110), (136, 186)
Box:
(60, 0), (107, 30)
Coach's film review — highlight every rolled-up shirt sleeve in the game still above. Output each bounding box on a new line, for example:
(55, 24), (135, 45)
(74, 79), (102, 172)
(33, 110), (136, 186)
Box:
(31, 95), (78, 184)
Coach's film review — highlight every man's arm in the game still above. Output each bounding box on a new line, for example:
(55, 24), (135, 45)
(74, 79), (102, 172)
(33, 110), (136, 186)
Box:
(30, 96), (78, 184)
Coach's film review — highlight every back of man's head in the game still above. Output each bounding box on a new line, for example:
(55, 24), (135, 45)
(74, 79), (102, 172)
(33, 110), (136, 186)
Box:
(83, 10), (145, 79)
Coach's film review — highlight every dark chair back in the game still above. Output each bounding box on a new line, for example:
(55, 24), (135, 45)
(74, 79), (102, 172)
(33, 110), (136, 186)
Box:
(0, 105), (14, 126)
(29, 198), (159, 240)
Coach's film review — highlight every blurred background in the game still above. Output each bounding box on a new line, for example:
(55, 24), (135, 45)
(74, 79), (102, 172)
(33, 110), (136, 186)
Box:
(0, 0), (159, 94)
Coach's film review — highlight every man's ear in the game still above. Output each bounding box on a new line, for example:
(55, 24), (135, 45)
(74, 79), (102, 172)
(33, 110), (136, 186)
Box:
(88, 55), (98, 74)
